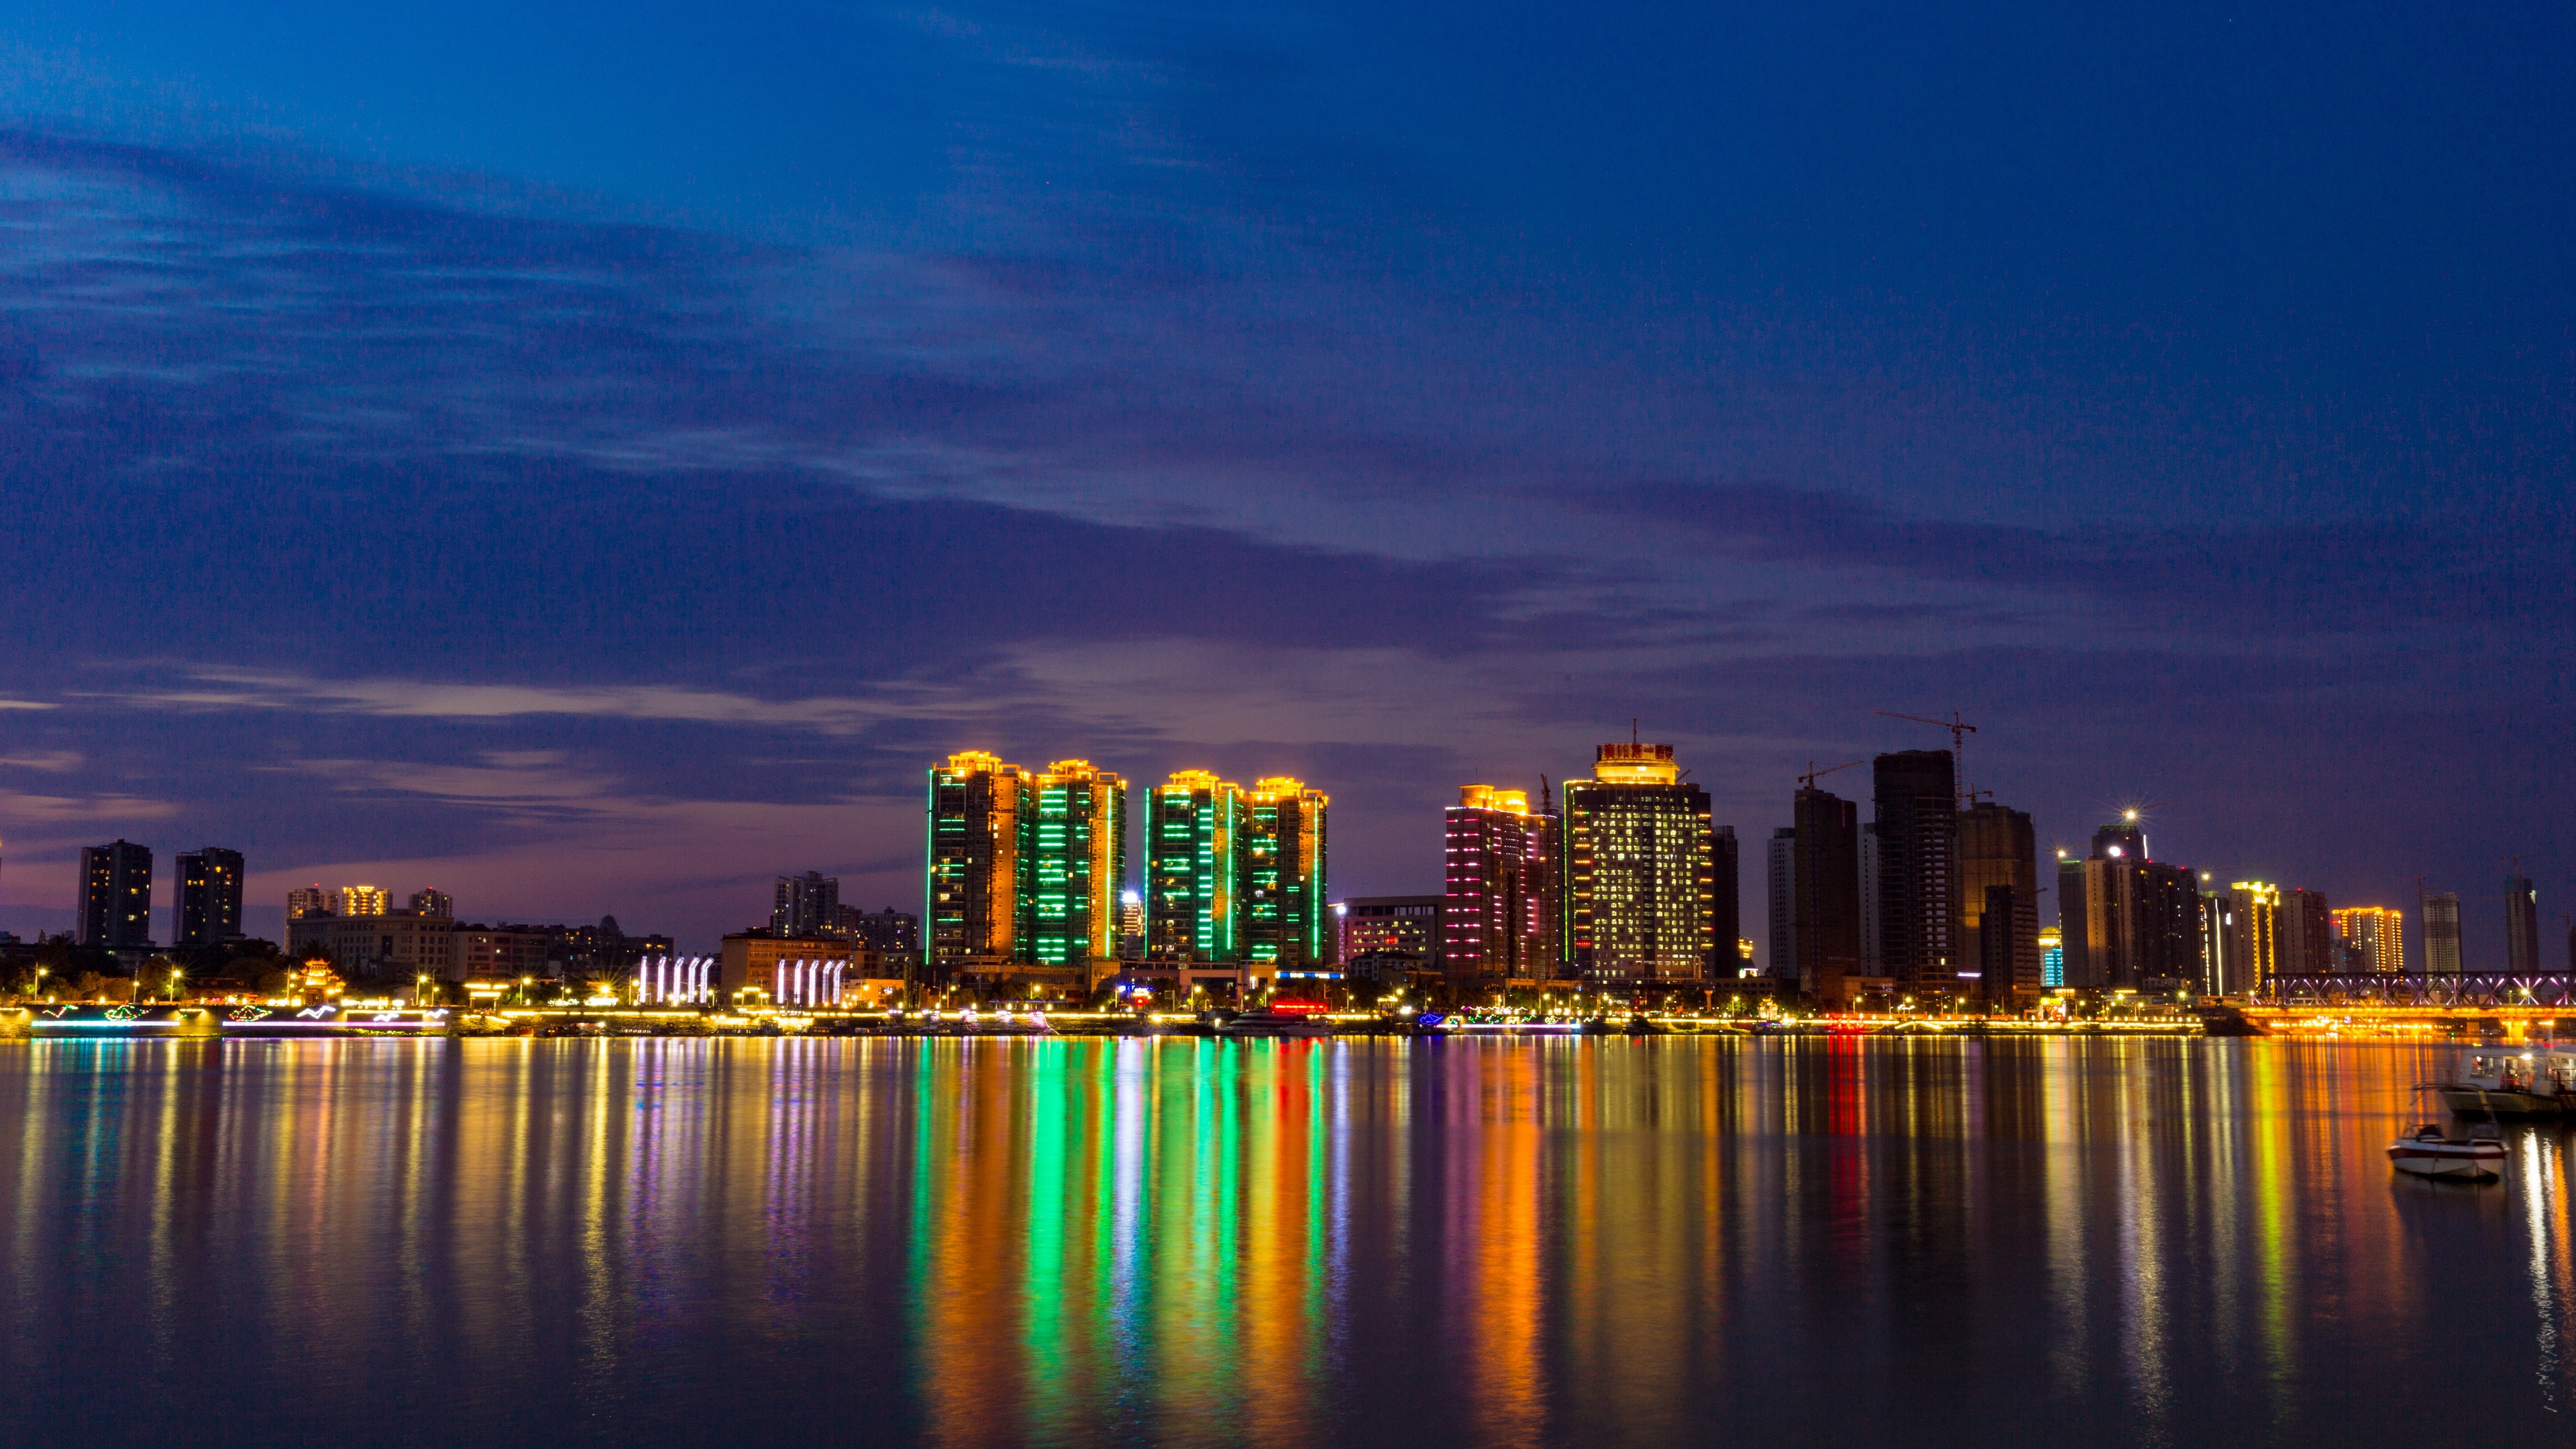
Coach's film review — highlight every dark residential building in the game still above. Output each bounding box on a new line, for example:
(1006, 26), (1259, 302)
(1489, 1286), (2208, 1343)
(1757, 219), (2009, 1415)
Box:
(553, 917), (674, 979)
(1764, 827), (1796, 981)
(2061, 820), (2199, 991)
(1444, 784), (1560, 985)
(79, 840), (154, 951)
(175, 846), (246, 947)
(773, 871), (841, 938)
(1712, 824), (1740, 981)
(408, 888), (453, 918)
(1560, 742), (1717, 985)
(2424, 891), (2462, 976)
(1792, 786), (1861, 1005)
(1872, 751), (1958, 995)
(1957, 804), (2037, 1004)
(843, 906), (922, 959)
(2506, 875), (2540, 974)
(1340, 896), (1444, 972)
(2279, 888), (2332, 977)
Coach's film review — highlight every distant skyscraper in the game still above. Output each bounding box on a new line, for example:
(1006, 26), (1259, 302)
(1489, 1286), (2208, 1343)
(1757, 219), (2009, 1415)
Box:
(1858, 823), (1882, 971)
(2063, 822), (2197, 990)
(2506, 875), (2539, 975)
(1147, 770), (1239, 962)
(1872, 751), (1957, 993)
(2424, 892), (2462, 977)
(2199, 886), (2230, 994)
(1024, 760), (1128, 969)
(339, 885), (388, 917)
(408, 888), (454, 919)
(773, 871), (841, 938)
(286, 885), (333, 921)
(2330, 906), (2402, 975)
(2039, 925), (2064, 988)
(1340, 896), (1444, 969)
(78, 840), (154, 950)
(1240, 777), (1328, 970)
(1792, 786), (1861, 1003)
(1445, 784), (1560, 983)
(2279, 888), (2332, 976)
(844, 906), (922, 958)
(1957, 803), (2037, 1003)
(1560, 743), (1716, 983)
(1765, 827), (1796, 980)
(1712, 823), (1739, 985)
(2226, 882), (2280, 990)
(928, 751), (1030, 973)
(174, 847), (244, 947)
(1117, 890), (1145, 959)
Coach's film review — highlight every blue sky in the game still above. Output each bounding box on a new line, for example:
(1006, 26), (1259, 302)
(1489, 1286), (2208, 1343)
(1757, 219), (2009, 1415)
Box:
(1, 2), (2569, 958)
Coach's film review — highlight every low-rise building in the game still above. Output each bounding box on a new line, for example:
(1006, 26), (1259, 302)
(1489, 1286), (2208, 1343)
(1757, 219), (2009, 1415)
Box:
(287, 910), (457, 981)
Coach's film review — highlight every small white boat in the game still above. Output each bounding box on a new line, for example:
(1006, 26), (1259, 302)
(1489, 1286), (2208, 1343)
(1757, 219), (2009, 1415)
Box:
(1214, 1008), (1335, 1038)
(2387, 1123), (2506, 1181)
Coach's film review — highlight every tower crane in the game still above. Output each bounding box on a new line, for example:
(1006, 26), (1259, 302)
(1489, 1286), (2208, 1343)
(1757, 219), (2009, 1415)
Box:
(1874, 710), (1978, 803)
(1799, 759), (1864, 790)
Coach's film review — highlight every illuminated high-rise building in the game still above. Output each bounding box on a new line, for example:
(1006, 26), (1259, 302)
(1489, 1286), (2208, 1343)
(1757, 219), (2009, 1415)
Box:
(1873, 751), (1957, 992)
(2331, 906), (2402, 975)
(78, 840), (154, 950)
(2226, 881), (2280, 989)
(927, 751), (1030, 973)
(1147, 771), (1240, 961)
(1240, 777), (1328, 969)
(1561, 743), (1716, 984)
(174, 846), (245, 947)
(2424, 891), (2461, 976)
(1444, 784), (1560, 984)
(1957, 802), (2037, 1003)
(2039, 925), (2064, 988)
(2506, 875), (2540, 974)
(1712, 823), (1739, 985)
(1024, 760), (1127, 969)
(1118, 890), (1145, 959)
(338, 884), (388, 917)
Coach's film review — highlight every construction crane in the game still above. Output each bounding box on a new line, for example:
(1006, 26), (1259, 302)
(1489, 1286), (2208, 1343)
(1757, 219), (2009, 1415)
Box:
(1875, 710), (1979, 803)
(1799, 759), (1864, 789)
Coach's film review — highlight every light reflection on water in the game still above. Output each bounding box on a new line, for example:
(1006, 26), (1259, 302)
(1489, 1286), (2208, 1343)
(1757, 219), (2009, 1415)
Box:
(0, 1036), (2569, 1447)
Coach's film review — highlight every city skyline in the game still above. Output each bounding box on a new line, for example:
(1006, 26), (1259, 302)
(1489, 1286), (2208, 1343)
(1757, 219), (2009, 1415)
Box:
(0, 6), (2569, 973)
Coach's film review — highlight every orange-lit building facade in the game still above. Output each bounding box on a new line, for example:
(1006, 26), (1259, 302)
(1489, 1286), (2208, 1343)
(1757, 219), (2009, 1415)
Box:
(1444, 784), (1560, 985)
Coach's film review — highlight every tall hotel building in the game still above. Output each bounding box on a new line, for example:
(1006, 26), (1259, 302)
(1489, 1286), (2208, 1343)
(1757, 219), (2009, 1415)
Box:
(1028, 761), (1127, 969)
(2058, 819), (2200, 992)
(1560, 743), (1716, 984)
(1147, 771), (1238, 961)
(2224, 881), (2280, 992)
(1240, 777), (1328, 970)
(926, 751), (1029, 973)
(1444, 784), (1560, 985)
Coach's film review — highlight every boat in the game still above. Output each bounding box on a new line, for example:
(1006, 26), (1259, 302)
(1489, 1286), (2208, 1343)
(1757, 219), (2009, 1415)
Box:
(2386, 1122), (2507, 1181)
(2426, 1052), (2576, 1118)
(1214, 1007), (1335, 1038)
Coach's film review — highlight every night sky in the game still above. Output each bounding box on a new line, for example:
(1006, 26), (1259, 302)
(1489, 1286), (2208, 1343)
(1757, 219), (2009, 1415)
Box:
(1, 2), (2569, 961)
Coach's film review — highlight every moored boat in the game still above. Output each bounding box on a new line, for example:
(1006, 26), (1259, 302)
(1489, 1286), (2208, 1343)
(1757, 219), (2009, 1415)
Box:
(2426, 1052), (2575, 1119)
(2387, 1122), (2507, 1181)
(1214, 1006), (1335, 1038)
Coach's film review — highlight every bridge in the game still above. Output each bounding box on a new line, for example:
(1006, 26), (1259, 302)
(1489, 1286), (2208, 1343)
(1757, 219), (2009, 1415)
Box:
(2251, 971), (2576, 1009)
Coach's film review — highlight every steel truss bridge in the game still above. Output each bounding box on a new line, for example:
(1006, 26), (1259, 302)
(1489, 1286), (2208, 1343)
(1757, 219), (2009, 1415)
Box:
(2253, 971), (2576, 1008)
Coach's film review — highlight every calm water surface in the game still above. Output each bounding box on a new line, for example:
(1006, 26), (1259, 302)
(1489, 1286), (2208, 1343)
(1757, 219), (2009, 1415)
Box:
(2, 1036), (2569, 1446)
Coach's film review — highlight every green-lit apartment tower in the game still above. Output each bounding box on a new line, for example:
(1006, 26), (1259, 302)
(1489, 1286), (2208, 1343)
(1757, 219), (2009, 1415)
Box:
(1026, 760), (1126, 969)
(1146, 771), (1238, 961)
(1560, 742), (1716, 985)
(926, 751), (1028, 975)
(1241, 777), (1330, 969)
